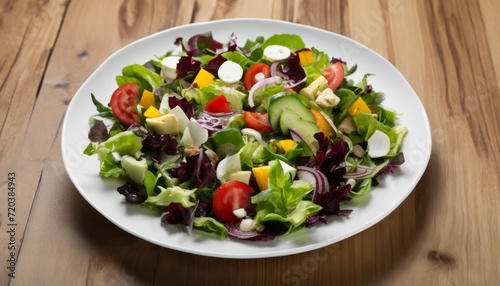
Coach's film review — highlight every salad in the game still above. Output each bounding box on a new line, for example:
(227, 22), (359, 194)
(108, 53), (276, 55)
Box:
(83, 32), (407, 241)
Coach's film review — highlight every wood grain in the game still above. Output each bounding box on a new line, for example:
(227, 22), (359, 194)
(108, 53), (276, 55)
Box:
(1, 0), (499, 285)
(0, 1), (69, 285)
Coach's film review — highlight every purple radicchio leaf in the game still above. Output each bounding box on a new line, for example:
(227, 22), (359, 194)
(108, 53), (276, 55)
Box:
(172, 162), (189, 183)
(176, 56), (201, 79)
(117, 183), (146, 204)
(154, 85), (165, 98)
(195, 200), (212, 218)
(318, 184), (352, 215)
(174, 37), (187, 53)
(175, 33), (224, 57)
(364, 84), (373, 94)
(142, 133), (178, 155)
(313, 133), (349, 186)
(187, 149), (216, 188)
(143, 60), (160, 74)
(373, 152), (405, 186)
(88, 120), (109, 143)
(168, 96), (195, 119)
(227, 32), (238, 52)
(187, 33), (224, 56)
(161, 202), (196, 235)
(306, 213), (328, 226)
(126, 123), (149, 135)
(172, 149), (216, 188)
(203, 54), (227, 77)
(278, 54), (306, 91)
(307, 184), (352, 227)
(331, 57), (345, 65)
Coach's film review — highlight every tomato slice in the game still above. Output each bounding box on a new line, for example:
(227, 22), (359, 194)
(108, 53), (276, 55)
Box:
(109, 82), (141, 125)
(212, 181), (254, 223)
(243, 63), (271, 90)
(243, 111), (273, 132)
(205, 95), (232, 113)
(322, 61), (345, 90)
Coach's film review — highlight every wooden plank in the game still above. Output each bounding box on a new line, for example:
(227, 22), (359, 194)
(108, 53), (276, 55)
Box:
(12, 131), (159, 285)
(0, 0), (69, 284)
(294, 0), (340, 32)
(8, 0), (182, 284)
(384, 0), (500, 284)
(342, 0), (395, 61)
(0, 0), (35, 127)
(479, 0), (500, 75)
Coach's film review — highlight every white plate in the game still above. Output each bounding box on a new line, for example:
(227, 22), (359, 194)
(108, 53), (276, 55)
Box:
(62, 18), (431, 259)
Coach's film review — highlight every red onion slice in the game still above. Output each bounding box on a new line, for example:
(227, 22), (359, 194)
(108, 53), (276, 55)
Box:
(248, 76), (282, 107)
(289, 128), (306, 143)
(225, 223), (275, 241)
(201, 110), (236, 117)
(297, 166), (329, 203)
(343, 164), (374, 179)
(283, 77), (306, 90)
(270, 60), (289, 80)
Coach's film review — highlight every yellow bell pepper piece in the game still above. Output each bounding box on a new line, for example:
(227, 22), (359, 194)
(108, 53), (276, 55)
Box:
(348, 97), (371, 116)
(144, 105), (162, 118)
(298, 49), (313, 66)
(193, 68), (216, 88)
(310, 108), (334, 137)
(139, 90), (155, 108)
(252, 165), (270, 191)
(279, 139), (296, 153)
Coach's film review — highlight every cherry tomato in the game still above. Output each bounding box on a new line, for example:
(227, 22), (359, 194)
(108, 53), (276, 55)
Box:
(322, 61), (345, 90)
(205, 95), (232, 113)
(243, 63), (271, 90)
(109, 82), (140, 125)
(212, 181), (254, 223)
(243, 111), (273, 132)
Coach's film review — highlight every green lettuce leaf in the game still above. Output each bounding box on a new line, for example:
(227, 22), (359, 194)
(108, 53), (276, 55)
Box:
(83, 131), (142, 156)
(302, 47), (331, 86)
(387, 125), (408, 157)
(83, 131), (143, 178)
(117, 64), (163, 91)
(193, 217), (229, 238)
(97, 152), (126, 178)
(333, 88), (358, 125)
(261, 34), (305, 52)
(195, 83), (246, 112)
(221, 51), (255, 70)
(352, 112), (397, 143)
(143, 170), (159, 196)
(242, 36), (265, 51)
(239, 141), (261, 169)
(143, 186), (197, 209)
(251, 160), (320, 231)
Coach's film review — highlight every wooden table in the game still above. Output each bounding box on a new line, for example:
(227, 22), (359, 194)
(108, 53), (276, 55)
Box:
(1, 0), (499, 285)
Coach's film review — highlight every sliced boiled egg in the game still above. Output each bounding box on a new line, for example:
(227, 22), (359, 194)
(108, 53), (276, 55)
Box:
(217, 60), (243, 84)
(263, 45), (291, 62)
(367, 130), (391, 158)
(161, 56), (181, 81)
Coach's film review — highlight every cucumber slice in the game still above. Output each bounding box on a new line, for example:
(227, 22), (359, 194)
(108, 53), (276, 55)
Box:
(279, 109), (319, 136)
(121, 155), (148, 185)
(268, 92), (314, 130)
(279, 109), (320, 153)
